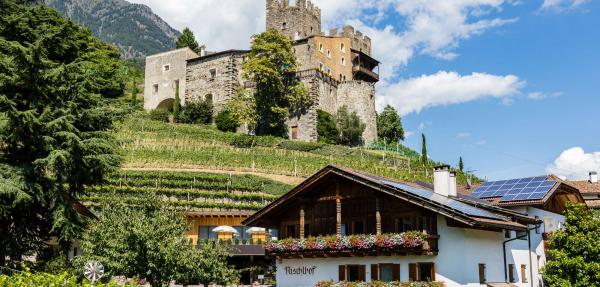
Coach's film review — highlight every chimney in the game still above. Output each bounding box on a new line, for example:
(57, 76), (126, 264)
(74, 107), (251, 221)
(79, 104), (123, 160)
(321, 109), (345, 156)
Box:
(449, 171), (457, 197)
(591, 171), (598, 184)
(199, 45), (207, 57)
(433, 165), (451, 197)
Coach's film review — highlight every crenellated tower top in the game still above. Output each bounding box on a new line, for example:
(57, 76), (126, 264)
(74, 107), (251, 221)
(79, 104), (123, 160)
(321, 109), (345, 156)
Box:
(266, 0), (322, 40)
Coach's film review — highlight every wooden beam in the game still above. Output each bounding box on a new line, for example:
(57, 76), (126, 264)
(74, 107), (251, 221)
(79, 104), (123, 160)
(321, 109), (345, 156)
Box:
(299, 204), (305, 240)
(336, 181), (342, 238)
(375, 198), (382, 236)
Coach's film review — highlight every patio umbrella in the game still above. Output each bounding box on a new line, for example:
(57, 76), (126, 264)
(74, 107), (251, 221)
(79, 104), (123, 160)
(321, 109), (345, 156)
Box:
(212, 226), (239, 234)
(245, 227), (266, 234)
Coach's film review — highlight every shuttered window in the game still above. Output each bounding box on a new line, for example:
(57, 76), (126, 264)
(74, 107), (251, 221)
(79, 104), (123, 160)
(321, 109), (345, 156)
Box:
(521, 264), (528, 283)
(371, 264), (379, 281)
(508, 264), (515, 282)
(409, 263), (417, 282)
(392, 264), (400, 281)
(338, 265), (346, 281)
(408, 263), (435, 282)
(478, 264), (486, 284)
(340, 265), (366, 281)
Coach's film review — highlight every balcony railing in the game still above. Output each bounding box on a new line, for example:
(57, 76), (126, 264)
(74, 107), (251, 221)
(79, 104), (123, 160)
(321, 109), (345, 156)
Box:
(265, 232), (438, 258)
(195, 240), (265, 256)
(352, 65), (380, 82)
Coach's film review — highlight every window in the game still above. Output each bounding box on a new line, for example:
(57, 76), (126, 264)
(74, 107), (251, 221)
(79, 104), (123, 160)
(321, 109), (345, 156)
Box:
(478, 264), (486, 284)
(285, 224), (297, 238)
(327, 50), (331, 58)
(282, 22), (287, 30)
(340, 43), (346, 52)
(339, 265), (365, 282)
(198, 226), (218, 240)
(521, 264), (528, 283)
(341, 57), (346, 65)
(291, 126), (298, 140)
(319, 43), (324, 52)
(508, 264), (516, 282)
(209, 69), (217, 79)
(153, 84), (158, 93)
(372, 264), (400, 282)
(535, 216), (540, 234)
(409, 263), (435, 282)
(163, 64), (170, 71)
(504, 230), (512, 238)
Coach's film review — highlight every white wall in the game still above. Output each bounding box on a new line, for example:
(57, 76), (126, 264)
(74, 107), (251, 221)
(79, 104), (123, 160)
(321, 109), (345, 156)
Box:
(144, 48), (197, 110)
(504, 207), (564, 287)
(275, 215), (510, 287)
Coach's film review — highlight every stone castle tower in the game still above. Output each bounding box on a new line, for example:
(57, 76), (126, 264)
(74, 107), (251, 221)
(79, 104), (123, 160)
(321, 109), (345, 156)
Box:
(266, 0), (321, 40)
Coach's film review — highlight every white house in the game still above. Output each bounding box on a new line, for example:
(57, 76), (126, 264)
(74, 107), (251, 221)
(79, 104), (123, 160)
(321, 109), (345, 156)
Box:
(243, 165), (584, 287)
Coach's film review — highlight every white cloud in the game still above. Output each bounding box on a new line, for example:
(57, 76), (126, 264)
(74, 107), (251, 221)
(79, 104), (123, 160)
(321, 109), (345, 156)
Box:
(476, 140), (487, 145)
(456, 132), (471, 139)
(546, 147), (600, 180)
(378, 71), (525, 115)
(541, 0), (590, 12)
(128, 0), (265, 51)
(405, 131), (415, 138)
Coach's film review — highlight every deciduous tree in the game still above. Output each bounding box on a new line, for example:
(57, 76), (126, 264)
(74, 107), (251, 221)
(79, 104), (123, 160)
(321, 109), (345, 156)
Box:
(335, 106), (366, 146)
(543, 203), (600, 287)
(377, 105), (404, 143)
(242, 29), (310, 137)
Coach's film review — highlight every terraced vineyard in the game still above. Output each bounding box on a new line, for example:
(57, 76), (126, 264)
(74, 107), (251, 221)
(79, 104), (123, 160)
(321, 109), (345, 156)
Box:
(84, 170), (293, 211)
(117, 114), (471, 184)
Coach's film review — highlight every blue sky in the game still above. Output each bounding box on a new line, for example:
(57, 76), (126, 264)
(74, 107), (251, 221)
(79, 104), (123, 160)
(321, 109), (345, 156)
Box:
(130, 0), (600, 180)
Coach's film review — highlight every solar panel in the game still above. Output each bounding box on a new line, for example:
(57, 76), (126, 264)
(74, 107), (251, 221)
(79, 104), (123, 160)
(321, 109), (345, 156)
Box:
(472, 176), (556, 202)
(382, 180), (505, 220)
(498, 180), (556, 202)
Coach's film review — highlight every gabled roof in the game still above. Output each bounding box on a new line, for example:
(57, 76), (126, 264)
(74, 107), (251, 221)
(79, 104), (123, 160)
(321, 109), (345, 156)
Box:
(243, 165), (538, 231)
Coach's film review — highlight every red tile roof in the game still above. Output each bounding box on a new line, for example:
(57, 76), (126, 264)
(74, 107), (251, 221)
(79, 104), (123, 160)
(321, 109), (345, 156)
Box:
(563, 180), (600, 194)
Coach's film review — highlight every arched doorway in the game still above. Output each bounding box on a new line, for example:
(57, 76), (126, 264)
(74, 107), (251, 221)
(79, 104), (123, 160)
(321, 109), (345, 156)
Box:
(156, 98), (174, 111)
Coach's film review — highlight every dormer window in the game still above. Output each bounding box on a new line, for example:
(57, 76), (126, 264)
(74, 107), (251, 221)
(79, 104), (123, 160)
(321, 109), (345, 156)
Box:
(163, 65), (170, 72)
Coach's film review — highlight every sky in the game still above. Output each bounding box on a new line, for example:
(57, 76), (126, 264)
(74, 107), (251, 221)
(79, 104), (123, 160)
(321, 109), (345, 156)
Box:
(129, 0), (600, 181)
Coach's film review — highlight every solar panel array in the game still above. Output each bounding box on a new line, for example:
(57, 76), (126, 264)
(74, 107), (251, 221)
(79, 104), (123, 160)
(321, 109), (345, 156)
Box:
(381, 180), (506, 220)
(471, 176), (557, 202)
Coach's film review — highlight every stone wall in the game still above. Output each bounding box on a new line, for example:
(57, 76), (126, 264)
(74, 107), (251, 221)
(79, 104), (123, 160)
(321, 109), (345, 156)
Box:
(144, 48), (197, 110)
(184, 51), (246, 112)
(266, 0), (321, 40)
(329, 25), (372, 56)
(337, 81), (378, 144)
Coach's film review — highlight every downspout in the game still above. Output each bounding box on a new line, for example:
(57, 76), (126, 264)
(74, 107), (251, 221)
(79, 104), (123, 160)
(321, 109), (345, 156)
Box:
(503, 225), (538, 283)
(528, 227), (534, 287)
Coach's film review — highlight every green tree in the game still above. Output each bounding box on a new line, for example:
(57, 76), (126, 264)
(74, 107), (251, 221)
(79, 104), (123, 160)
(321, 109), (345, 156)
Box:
(175, 27), (201, 54)
(421, 134), (428, 164)
(0, 1), (123, 266)
(242, 29), (310, 137)
(316, 109), (338, 144)
(377, 105), (404, 142)
(173, 81), (181, 122)
(131, 79), (139, 106)
(335, 106), (366, 146)
(178, 98), (213, 124)
(543, 203), (600, 287)
(458, 157), (464, 172)
(215, 109), (239, 132)
(76, 195), (238, 287)
(227, 88), (257, 132)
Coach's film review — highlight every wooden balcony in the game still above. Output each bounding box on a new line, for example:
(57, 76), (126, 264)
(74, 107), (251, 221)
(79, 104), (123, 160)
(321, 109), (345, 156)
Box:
(352, 65), (379, 82)
(196, 242), (265, 257)
(266, 234), (438, 259)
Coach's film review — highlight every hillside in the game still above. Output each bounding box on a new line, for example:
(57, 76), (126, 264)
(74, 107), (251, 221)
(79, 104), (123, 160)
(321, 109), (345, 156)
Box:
(85, 114), (475, 213)
(43, 0), (179, 59)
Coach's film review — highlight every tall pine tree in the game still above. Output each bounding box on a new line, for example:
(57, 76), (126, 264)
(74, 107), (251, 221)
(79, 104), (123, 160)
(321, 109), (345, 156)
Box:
(459, 157), (464, 172)
(176, 27), (201, 54)
(0, 1), (123, 266)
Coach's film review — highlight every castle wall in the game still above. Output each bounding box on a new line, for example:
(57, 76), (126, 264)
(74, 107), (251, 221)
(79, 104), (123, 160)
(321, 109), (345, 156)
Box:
(337, 81), (377, 144)
(144, 48), (197, 110)
(185, 52), (246, 113)
(267, 0), (321, 40)
(330, 25), (372, 56)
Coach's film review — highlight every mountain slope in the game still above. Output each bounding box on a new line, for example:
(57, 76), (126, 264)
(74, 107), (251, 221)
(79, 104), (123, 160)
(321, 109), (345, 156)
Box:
(44, 0), (179, 59)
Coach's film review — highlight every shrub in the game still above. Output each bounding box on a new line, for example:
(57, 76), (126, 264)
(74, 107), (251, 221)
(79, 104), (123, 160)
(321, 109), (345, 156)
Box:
(278, 140), (324, 152)
(178, 98), (213, 124)
(0, 271), (134, 286)
(149, 109), (170, 122)
(317, 109), (338, 144)
(215, 109), (239, 132)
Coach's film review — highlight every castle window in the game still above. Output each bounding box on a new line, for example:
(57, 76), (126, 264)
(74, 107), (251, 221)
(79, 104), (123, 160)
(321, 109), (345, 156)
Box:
(327, 50), (331, 58)
(341, 43), (345, 53)
(209, 69), (217, 79)
(319, 43), (324, 53)
(163, 64), (170, 72)
(282, 22), (287, 30)
(341, 57), (346, 66)
(153, 84), (158, 94)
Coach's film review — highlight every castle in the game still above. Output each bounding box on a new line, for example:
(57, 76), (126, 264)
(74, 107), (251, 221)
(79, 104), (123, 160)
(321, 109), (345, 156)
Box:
(144, 0), (380, 144)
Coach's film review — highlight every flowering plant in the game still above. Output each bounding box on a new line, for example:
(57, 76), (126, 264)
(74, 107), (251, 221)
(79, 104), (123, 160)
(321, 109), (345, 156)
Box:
(265, 232), (426, 254)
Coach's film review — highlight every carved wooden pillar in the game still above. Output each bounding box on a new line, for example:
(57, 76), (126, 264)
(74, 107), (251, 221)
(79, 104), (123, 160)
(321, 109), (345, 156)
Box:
(299, 204), (305, 239)
(336, 181), (342, 238)
(375, 198), (382, 235)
